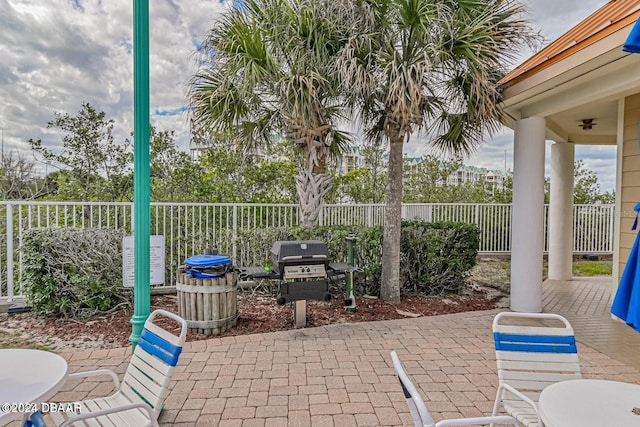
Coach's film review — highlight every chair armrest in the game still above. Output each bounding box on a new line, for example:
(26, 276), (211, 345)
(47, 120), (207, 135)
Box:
(495, 383), (541, 425)
(436, 415), (521, 426)
(59, 402), (158, 427)
(67, 369), (120, 390)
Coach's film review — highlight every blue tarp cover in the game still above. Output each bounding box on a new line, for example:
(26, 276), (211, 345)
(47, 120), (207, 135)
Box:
(185, 254), (232, 268)
(611, 202), (640, 332)
(184, 254), (232, 279)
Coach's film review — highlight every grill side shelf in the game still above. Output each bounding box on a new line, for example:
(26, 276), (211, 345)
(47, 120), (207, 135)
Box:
(238, 266), (280, 280)
(328, 262), (361, 275)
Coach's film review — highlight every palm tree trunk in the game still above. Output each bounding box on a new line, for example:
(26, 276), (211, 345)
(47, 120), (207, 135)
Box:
(380, 126), (403, 303)
(296, 170), (333, 227)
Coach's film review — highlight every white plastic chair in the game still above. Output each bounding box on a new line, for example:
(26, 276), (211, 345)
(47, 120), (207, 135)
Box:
(491, 312), (582, 427)
(390, 351), (521, 427)
(48, 309), (188, 427)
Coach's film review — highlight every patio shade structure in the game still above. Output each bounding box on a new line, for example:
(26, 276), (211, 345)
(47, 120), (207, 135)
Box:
(611, 203), (640, 332)
(495, 0), (640, 314)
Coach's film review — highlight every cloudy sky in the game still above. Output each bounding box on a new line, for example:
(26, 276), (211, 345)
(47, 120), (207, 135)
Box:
(0, 0), (618, 191)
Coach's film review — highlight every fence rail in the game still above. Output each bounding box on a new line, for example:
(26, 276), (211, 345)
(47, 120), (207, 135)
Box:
(0, 201), (615, 299)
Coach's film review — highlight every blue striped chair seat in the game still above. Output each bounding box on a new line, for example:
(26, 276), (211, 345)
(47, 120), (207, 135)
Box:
(491, 312), (582, 427)
(49, 309), (187, 427)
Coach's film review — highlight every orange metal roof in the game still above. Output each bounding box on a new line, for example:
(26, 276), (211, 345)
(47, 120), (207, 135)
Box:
(501, 0), (640, 86)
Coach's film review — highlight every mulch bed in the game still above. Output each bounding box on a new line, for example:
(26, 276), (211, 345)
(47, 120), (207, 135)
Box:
(1, 286), (503, 351)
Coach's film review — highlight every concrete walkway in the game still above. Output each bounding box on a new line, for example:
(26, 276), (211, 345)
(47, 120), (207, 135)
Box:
(20, 277), (640, 426)
(543, 277), (640, 372)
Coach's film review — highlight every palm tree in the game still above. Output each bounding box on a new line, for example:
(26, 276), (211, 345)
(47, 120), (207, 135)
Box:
(339, 0), (538, 302)
(189, 0), (362, 226)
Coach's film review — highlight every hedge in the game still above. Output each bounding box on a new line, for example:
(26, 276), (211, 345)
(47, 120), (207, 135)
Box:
(20, 221), (479, 319)
(22, 227), (130, 319)
(235, 220), (479, 296)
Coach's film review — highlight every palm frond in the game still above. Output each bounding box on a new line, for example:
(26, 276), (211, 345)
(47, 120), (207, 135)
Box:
(336, 0), (538, 154)
(428, 111), (485, 157)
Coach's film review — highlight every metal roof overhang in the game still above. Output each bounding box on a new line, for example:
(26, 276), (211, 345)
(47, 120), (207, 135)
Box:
(500, 21), (640, 145)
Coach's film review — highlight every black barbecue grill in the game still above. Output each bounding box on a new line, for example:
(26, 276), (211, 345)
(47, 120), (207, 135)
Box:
(271, 240), (329, 278)
(239, 240), (355, 305)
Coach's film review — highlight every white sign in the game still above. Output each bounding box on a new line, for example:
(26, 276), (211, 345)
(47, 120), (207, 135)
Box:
(122, 235), (165, 288)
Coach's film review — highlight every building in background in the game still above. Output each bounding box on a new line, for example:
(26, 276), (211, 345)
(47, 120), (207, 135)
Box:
(446, 165), (509, 191)
(191, 137), (510, 191)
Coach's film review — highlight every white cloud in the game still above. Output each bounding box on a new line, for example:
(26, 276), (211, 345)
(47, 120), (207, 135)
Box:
(0, 0), (225, 165)
(0, 0), (620, 192)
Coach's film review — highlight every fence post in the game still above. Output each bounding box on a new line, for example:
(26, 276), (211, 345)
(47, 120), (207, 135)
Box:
(129, 203), (135, 233)
(6, 204), (13, 301)
(232, 205), (238, 261)
(608, 205), (615, 253)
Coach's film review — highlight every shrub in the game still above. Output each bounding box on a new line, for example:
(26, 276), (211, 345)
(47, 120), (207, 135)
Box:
(234, 227), (292, 268)
(22, 227), (130, 319)
(400, 221), (479, 295)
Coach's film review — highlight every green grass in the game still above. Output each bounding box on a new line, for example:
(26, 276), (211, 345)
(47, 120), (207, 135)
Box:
(572, 260), (612, 276)
(471, 259), (612, 293)
(542, 259), (612, 278)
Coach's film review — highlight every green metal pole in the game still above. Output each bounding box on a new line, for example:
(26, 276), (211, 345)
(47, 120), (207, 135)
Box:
(347, 235), (356, 266)
(345, 234), (357, 312)
(130, 0), (150, 349)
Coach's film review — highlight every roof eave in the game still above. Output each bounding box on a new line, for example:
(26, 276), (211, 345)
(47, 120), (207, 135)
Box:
(500, 24), (633, 110)
(500, 0), (640, 86)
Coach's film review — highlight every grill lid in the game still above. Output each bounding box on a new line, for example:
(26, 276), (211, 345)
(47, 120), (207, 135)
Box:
(270, 240), (330, 278)
(270, 240), (329, 261)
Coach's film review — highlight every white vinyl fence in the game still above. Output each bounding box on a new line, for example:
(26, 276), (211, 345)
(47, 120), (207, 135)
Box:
(0, 202), (614, 299)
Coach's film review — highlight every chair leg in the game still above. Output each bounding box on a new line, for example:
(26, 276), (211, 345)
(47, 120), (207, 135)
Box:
(490, 387), (504, 427)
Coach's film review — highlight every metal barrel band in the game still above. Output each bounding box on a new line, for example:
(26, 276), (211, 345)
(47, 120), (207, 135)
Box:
(185, 313), (239, 329)
(176, 283), (238, 294)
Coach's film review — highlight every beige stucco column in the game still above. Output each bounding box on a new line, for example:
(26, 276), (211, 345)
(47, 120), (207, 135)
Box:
(548, 141), (575, 280)
(511, 117), (546, 312)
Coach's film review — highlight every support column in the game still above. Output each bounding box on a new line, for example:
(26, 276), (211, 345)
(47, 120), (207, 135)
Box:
(548, 141), (575, 280)
(612, 97), (625, 293)
(511, 117), (546, 312)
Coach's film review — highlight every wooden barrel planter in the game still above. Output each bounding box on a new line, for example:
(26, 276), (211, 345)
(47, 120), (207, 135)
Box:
(176, 263), (238, 336)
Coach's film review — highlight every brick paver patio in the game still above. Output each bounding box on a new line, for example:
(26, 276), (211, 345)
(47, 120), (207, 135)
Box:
(11, 277), (640, 426)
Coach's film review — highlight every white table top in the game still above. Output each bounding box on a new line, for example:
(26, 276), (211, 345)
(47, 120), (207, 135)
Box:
(0, 349), (68, 424)
(539, 379), (640, 427)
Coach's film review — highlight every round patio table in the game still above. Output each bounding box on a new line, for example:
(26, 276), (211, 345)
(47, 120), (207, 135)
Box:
(539, 379), (640, 427)
(0, 349), (68, 425)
